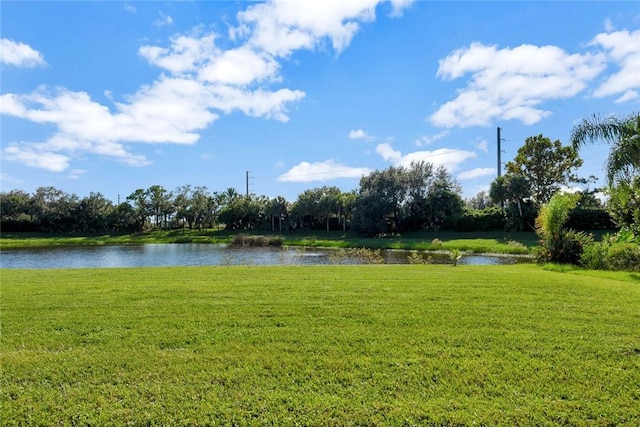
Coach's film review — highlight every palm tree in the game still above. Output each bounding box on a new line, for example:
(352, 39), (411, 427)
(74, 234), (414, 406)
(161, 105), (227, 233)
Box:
(570, 112), (640, 185)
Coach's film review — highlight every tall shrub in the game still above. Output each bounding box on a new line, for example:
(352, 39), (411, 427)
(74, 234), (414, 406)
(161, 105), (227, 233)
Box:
(535, 193), (592, 264)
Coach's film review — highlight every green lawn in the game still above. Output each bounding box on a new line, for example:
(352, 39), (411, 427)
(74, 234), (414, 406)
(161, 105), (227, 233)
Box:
(0, 230), (540, 254)
(2, 265), (639, 425)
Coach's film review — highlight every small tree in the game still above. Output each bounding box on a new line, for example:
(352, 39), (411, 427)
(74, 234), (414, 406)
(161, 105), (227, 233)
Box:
(535, 193), (591, 264)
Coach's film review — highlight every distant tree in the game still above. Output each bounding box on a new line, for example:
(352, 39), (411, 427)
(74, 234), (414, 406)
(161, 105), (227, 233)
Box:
(76, 192), (114, 233)
(506, 135), (584, 204)
(0, 189), (31, 221)
(0, 190), (33, 231)
(339, 190), (358, 232)
(490, 174), (534, 231)
(127, 189), (150, 231)
(219, 194), (267, 230)
(423, 166), (464, 231)
(30, 187), (78, 232)
(353, 162), (463, 236)
(109, 202), (138, 232)
(466, 191), (493, 210)
(353, 166), (407, 236)
(267, 196), (289, 232)
(146, 185), (173, 229)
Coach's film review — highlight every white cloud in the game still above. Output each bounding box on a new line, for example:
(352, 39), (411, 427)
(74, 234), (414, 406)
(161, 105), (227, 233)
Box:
(1, 1), (406, 173)
(153, 12), (173, 27)
(590, 29), (640, 103)
(277, 159), (371, 182)
(348, 129), (373, 140)
(430, 42), (606, 128)
(457, 167), (495, 180)
(198, 46), (280, 85)
(0, 39), (46, 68)
(415, 130), (448, 146)
(376, 143), (476, 172)
(236, 0), (412, 56)
(614, 90), (639, 103)
(3, 144), (70, 172)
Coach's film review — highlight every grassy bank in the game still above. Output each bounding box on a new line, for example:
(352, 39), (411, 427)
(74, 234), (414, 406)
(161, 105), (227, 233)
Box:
(2, 265), (639, 425)
(0, 230), (539, 254)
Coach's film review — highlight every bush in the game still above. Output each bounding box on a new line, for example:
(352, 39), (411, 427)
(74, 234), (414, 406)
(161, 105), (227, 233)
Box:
(231, 234), (284, 247)
(329, 248), (384, 264)
(457, 207), (506, 231)
(581, 240), (640, 272)
(535, 193), (591, 265)
(536, 229), (593, 265)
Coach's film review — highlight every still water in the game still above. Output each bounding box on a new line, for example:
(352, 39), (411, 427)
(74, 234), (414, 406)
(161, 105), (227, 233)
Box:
(0, 244), (532, 269)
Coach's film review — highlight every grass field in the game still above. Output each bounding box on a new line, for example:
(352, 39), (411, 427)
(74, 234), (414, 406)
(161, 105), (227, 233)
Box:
(0, 229), (539, 254)
(2, 265), (639, 425)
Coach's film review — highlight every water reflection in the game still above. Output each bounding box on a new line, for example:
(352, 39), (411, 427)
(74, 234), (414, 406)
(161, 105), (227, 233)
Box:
(0, 244), (531, 269)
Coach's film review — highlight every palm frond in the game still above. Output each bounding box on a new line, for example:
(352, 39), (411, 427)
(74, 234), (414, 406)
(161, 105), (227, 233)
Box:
(570, 113), (631, 148)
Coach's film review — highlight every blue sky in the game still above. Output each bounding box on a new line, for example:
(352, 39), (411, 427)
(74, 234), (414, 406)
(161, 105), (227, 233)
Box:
(1, 1), (639, 203)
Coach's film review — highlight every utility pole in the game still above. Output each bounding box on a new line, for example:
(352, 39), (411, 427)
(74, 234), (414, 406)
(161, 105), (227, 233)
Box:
(246, 171), (252, 196)
(496, 127), (502, 178)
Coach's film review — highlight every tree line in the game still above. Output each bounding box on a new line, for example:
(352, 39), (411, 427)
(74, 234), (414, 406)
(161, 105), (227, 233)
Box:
(4, 113), (637, 237)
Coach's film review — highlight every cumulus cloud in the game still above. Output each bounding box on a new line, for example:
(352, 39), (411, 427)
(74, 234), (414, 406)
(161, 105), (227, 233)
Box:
(277, 159), (371, 182)
(0, 1), (412, 172)
(429, 42), (606, 128)
(236, 0), (410, 56)
(590, 29), (640, 103)
(376, 143), (476, 172)
(0, 39), (46, 67)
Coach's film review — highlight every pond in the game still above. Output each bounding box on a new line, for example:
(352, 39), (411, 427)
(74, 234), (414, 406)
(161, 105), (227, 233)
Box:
(0, 244), (532, 269)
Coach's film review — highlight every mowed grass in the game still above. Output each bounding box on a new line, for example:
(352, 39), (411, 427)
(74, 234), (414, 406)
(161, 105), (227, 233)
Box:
(0, 230), (540, 254)
(1, 265), (639, 425)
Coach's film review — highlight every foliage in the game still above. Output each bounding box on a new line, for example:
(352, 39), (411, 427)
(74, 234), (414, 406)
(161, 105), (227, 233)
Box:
(606, 175), (640, 238)
(406, 251), (432, 264)
(457, 207), (506, 231)
(231, 234), (284, 247)
(571, 112), (640, 238)
(581, 241), (640, 272)
(2, 266), (638, 425)
(505, 134), (584, 204)
(535, 193), (593, 264)
(352, 161), (463, 236)
(290, 186), (346, 231)
(465, 190), (493, 210)
(448, 248), (462, 266)
(570, 112), (640, 185)
(489, 175), (536, 231)
(328, 247), (385, 264)
(581, 231), (640, 272)
(565, 207), (614, 231)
